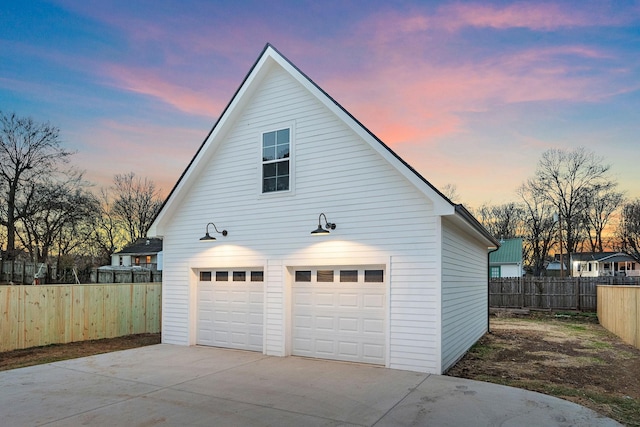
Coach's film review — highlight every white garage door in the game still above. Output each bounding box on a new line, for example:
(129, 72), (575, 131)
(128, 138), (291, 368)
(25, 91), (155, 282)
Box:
(292, 268), (386, 365)
(197, 270), (263, 352)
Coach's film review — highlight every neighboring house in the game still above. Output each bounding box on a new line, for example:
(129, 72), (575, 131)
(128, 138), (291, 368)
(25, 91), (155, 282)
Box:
(570, 252), (639, 277)
(147, 44), (498, 374)
(111, 238), (163, 271)
(489, 238), (523, 278)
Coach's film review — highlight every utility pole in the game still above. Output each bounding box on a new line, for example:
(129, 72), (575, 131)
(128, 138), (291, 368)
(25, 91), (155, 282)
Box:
(559, 213), (564, 278)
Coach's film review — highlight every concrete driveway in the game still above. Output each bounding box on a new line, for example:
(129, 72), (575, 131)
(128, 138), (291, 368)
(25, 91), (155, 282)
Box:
(0, 344), (620, 426)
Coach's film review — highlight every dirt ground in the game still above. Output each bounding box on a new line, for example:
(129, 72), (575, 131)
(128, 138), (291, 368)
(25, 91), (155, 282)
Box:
(447, 311), (640, 426)
(0, 333), (160, 371)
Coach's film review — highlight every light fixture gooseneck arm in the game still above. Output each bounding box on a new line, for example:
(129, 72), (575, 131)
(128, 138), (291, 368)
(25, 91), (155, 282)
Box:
(206, 222), (228, 236)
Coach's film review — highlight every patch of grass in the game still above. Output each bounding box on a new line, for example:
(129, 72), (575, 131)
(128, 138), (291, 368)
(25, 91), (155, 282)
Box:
(554, 311), (599, 320)
(584, 341), (613, 350)
(466, 341), (498, 360)
(564, 324), (588, 332)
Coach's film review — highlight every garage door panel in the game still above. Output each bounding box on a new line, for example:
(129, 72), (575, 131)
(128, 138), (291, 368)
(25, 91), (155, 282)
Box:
(338, 342), (358, 357)
(364, 294), (384, 309)
(315, 316), (334, 330)
(294, 291), (313, 305)
(315, 340), (335, 355)
(364, 319), (384, 333)
(363, 343), (384, 358)
(315, 293), (334, 306)
(293, 337), (312, 352)
(339, 317), (358, 331)
(338, 294), (358, 307)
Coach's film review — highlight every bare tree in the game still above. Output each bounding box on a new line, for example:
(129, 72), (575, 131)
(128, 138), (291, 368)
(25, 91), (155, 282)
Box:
(517, 181), (557, 276)
(15, 170), (96, 266)
(112, 172), (163, 244)
(529, 147), (617, 262)
(0, 112), (73, 260)
(475, 203), (525, 241)
(441, 183), (461, 203)
(618, 199), (640, 261)
(584, 188), (624, 252)
(91, 187), (129, 265)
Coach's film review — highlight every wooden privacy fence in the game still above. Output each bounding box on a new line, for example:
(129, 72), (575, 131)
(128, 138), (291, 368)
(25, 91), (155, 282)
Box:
(0, 283), (161, 352)
(598, 286), (640, 350)
(90, 268), (162, 284)
(489, 277), (640, 311)
(1, 260), (57, 285)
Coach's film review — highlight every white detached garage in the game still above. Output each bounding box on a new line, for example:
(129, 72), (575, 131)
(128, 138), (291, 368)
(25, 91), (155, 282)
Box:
(147, 44), (499, 374)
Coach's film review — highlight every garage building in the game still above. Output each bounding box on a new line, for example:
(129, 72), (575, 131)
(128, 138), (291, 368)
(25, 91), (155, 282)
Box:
(147, 44), (498, 374)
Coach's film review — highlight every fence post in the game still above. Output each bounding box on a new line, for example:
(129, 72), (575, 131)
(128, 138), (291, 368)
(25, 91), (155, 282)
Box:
(576, 278), (581, 311)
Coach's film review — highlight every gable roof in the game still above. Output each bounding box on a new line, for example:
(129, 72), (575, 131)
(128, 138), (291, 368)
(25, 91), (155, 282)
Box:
(571, 252), (637, 263)
(115, 238), (163, 255)
(490, 238), (523, 264)
(147, 44), (498, 248)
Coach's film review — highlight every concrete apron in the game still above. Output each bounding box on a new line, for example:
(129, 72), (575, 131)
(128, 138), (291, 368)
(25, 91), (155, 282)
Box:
(0, 344), (621, 427)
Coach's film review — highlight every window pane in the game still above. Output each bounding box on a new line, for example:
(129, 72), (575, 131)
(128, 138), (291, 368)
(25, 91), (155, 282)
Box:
(317, 270), (334, 282)
(263, 163), (276, 178)
(364, 270), (384, 283)
(216, 271), (228, 281)
(251, 271), (264, 282)
(276, 128), (289, 144)
(277, 145), (289, 159)
(233, 271), (246, 281)
(263, 146), (275, 161)
(199, 271), (212, 281)
(263, 131), (276, 147)
(276, 176), (289, 191)
(277, 161), (289, 175)
(263, 177), (276, 193)
(295, 271), (311, 282)
(340, 270), (358, 282)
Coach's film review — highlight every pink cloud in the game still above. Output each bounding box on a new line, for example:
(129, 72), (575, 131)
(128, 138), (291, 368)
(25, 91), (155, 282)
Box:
(438, 2), (597, 31)
(102, 64), (222, 117)
(323, 42), (611, 150)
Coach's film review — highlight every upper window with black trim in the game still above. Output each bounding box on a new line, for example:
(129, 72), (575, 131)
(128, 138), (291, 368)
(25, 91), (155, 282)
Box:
(262, 128), (290, 193)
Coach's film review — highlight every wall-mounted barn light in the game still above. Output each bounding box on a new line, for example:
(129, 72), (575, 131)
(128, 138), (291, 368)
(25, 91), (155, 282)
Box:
(311, 213), (336, 235)
(200, 222), (228, 241)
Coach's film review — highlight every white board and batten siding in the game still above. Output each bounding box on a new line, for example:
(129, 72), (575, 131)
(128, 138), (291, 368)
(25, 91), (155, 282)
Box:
(440, 217), (489, 372)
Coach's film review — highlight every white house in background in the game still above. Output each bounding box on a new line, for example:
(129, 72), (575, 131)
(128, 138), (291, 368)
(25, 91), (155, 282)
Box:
(570, 252), (639, 277)
(110, 238), (163, 271)
(147, 44), (498, 374)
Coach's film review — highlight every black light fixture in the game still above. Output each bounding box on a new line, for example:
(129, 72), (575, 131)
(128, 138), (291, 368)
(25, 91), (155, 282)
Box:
(200, 222), (228, 241)
(311, 213), (336, 235)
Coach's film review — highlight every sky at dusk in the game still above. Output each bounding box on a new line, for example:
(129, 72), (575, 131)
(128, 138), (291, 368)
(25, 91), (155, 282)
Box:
(1, 0), (639, 209)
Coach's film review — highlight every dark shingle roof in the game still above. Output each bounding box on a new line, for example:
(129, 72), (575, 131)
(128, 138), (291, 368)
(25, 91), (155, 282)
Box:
(115, 238), (163, 255)
(571, 252), (636, 263)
